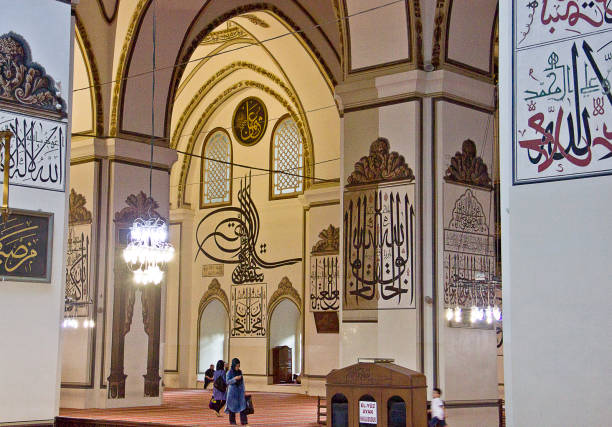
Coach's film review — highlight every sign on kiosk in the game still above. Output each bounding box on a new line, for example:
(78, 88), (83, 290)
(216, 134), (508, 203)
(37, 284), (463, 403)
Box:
(359, 401), (377, 424)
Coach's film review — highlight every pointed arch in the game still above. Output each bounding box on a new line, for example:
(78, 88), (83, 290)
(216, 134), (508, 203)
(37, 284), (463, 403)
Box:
(74, 13), (104, 136)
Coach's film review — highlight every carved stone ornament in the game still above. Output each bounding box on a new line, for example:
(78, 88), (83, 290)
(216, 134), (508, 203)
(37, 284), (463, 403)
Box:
(444, 139), (492, 188)
(199, 278), (230, 314)
(114, 191), (164, 224)
(347, 138), (415, 186)
(68, 189), (92, 225)
(0, 33), (66, 116)
(269, 276), (301, 312)
(311, 224), (339, 255)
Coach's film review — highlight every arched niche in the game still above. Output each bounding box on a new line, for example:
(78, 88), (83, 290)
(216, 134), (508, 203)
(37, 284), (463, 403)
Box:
(267, 277), (302, 384)
(387, 395), (406, 427)
(331, 393), (349, 427)
(196, 279), (230, 379)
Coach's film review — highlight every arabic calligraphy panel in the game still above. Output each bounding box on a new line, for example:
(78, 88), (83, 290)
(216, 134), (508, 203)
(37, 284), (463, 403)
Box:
(310, 255), (339, 312)
(516, 0), (612, 48)
(0, 109), (67, 191)
(65, 223), (91, 317)
(232, 97), (268, 146)
(443, 185), (496, 307)
(0, 210), (53, 281)
(514, 1), (612, 184)
(343, 185), (416, 310)
(231, 284), (267, 337)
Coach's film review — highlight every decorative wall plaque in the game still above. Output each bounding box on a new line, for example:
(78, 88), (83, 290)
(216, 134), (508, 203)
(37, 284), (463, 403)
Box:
(0, 210), (53, 281)
(343, 186), (416, 310)
(513, 1), (612, 184)
(310, 225), (340, 312)
(0, 109), (67, 191)
(232, 97), (267, 146)
(443, 187), (496, 308)
(230, 283), (267, 337)
(202, 263), (224, 277)
(65, 189), (93, 317)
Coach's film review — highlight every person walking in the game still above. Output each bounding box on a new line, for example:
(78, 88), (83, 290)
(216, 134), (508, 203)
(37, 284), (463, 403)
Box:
(225, 358), (248, 425)
(210, 360), (227, 417)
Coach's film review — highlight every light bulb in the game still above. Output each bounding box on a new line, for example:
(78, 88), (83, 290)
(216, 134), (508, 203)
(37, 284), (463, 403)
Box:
(62, 319), (68, 328)
(485, 307), (493, 324)
(445, 308), (453, 321)
(453, 307), (462, 323)
(493, 306), (501, 321)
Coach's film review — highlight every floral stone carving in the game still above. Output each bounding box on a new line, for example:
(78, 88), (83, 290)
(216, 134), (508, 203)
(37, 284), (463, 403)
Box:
(0, 33), (65, 115)
(444, 139), (492, 188)
(347, 138), (415, 186)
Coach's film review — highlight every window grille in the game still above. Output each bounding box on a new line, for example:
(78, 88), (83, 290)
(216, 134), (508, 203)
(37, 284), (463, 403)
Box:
(272, 117), (303, 197)
(202, 130), (231, 206)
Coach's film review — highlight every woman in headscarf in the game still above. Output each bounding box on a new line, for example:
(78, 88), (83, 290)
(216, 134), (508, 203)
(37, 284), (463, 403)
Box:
(225, 358), (248, 425)
(210, 359), (226, 417)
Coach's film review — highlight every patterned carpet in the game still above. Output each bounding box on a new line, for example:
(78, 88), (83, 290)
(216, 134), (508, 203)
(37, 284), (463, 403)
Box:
(59, 388), (320, 426)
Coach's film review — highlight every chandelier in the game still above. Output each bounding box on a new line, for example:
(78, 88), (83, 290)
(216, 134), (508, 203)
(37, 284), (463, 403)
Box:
(122, 0), (173, 285)
(123, 217), (174, 285)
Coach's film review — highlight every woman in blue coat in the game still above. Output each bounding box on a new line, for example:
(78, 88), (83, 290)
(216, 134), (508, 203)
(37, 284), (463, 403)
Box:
(225, 358), (248, 425)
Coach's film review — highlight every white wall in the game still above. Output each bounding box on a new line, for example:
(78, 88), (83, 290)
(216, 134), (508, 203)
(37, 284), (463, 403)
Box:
(0, 0), (72, 423)
(198, 299), (228, 377)
(500, 3), (611, 426)
(269, 299), (301, 375)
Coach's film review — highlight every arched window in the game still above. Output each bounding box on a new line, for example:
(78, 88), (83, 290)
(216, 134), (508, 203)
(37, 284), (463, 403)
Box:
(271, 115), (303, 198)
(201, 129), (232, 207)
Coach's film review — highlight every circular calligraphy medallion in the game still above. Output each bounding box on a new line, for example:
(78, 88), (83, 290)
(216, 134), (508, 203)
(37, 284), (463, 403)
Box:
(232, 97), (268, 146)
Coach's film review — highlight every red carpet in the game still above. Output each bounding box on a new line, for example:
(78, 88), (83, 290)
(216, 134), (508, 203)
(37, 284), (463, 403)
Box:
(60, 388), (320, 426)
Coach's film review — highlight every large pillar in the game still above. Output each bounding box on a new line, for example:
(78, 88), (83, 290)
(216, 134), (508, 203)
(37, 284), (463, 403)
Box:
(0, 1), (73, 423)
(60, 137), (176, 408)
(500, 2), (610, 425)
(337, 67), (500, 426)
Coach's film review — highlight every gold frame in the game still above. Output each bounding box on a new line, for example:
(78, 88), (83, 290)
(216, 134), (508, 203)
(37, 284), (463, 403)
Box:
(231, 96), (268, 147)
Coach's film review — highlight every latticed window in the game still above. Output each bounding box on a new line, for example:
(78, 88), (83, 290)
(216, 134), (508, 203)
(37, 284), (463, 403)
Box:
(202, 129), (232, 206)
(271, 116), (303, 197)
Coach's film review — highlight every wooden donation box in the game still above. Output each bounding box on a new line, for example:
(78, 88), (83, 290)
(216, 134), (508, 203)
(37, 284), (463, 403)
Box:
(272, 345), (292, 383)
(326, 362), (427, 427)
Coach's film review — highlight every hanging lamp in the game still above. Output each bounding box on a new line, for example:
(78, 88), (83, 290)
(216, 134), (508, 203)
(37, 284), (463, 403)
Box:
(122, 0), (173, 285)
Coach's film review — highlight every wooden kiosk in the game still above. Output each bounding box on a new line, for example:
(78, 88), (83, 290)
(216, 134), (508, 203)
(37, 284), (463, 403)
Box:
(326, 360), (427, 427)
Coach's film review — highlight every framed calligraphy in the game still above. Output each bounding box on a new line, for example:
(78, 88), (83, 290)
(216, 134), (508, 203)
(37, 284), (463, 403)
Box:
(0, 209), (53, 282)
(232, 97), (268, 146)
(230, 284), (267, 337)
(514, 0), (612, 184)
(0, 109), (67, 191)
(343, 183), (416, 310)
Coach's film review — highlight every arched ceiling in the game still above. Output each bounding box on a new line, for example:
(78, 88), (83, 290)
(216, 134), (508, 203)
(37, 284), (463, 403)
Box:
(114, 0), (341, 140)
(167, 10), (339, 208)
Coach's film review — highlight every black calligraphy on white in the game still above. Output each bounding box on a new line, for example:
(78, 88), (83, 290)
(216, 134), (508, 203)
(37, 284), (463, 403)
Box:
(231, 284), (267, 337)
(310, 255), (339, 311)
(343, 187), (415, 310)
(0, 110), (67, 191)
(443, 188), (496, 307)
(65, 224), (91, 317)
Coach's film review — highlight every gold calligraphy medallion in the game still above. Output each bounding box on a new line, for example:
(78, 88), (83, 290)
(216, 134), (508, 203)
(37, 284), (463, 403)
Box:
(232, 97), (268, 146)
